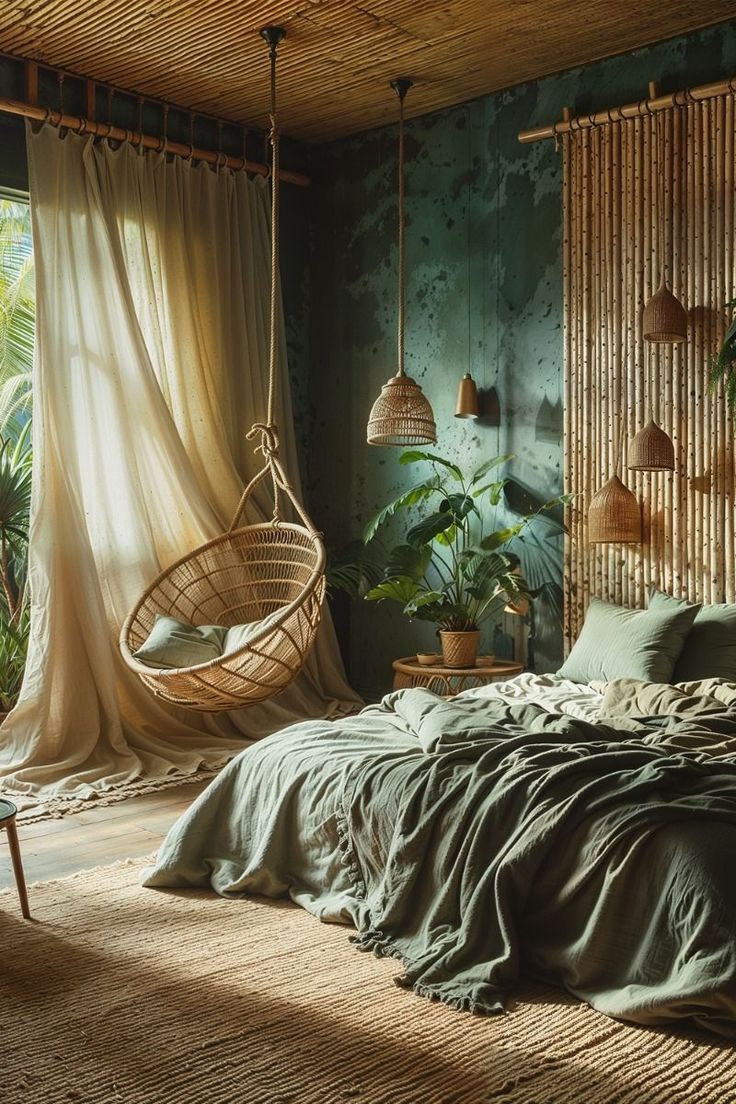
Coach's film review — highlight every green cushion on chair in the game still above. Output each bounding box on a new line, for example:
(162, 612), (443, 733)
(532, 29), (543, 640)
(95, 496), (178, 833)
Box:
(133, 616), (227, 669)
(558, 597), (698, 684)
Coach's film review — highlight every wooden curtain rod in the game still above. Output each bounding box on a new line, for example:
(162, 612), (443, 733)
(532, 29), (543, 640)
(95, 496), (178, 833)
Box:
(0, 95), (310, 187)
(517, 76), (736, 144)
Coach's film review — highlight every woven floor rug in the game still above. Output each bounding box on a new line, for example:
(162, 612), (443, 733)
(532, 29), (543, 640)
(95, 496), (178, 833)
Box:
(1, 858), (733, 1104)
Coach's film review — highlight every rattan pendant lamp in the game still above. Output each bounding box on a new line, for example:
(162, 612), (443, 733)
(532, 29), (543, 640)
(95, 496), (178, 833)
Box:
(631, 98), (681, 470)
(120, 27), (326, 711)
(627, 349), (675, 471)
(589, 410), (641, 545)
(367, 79), (436, 446)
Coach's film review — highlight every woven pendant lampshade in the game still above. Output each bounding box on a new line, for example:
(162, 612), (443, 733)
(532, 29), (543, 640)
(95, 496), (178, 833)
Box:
(367, 79), (436, 447)
(642, 280), (687, 343)
(367, 375), (437, 445)
(588, 476), (642, 544)
(627, 418), (675, 471)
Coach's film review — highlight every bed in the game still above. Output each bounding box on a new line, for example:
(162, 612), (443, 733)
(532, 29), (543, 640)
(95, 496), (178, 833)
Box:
(143, 671), (736, 1039)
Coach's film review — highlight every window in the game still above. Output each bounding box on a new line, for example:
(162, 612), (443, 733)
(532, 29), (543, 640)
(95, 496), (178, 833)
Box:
(0, 191), (33, 714)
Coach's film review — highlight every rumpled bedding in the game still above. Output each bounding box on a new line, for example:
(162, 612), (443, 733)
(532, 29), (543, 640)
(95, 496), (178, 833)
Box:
(143, 675), (736, 1038)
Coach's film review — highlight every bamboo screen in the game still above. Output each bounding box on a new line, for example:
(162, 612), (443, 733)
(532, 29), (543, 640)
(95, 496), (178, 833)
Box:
(562, 95), (736, 650)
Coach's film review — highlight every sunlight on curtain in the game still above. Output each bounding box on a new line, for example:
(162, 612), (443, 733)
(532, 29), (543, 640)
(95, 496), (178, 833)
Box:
(0, 122), (359, 802)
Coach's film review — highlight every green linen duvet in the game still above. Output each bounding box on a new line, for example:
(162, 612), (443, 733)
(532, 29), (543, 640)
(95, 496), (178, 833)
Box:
(143, 684), (736, 1038)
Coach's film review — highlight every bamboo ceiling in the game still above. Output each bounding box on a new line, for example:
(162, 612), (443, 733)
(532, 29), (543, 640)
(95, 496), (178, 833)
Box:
(0, 1), (732, 143)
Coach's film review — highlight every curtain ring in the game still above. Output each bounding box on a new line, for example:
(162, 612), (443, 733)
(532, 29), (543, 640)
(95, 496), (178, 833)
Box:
(216, 150), (227, 169)
(77, 116), (87, 136)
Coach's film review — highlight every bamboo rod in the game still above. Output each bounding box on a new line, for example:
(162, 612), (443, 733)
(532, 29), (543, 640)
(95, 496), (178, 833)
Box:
(0, 95), (310, 187)
(518, 76), (736, 144)
(563, 94), (736, 643)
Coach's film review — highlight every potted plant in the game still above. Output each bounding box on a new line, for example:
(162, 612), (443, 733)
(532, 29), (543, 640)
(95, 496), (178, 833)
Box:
(333, 450), (565, 669)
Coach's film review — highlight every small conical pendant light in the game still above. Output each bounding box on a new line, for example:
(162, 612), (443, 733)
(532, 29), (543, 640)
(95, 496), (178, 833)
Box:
(642, 281), (687, 343)
(367, 79), (436, 446)
(455, 373), (479, 418)
(628, 418), (675, 471)
(628, 345), (676, 472)
(588, 420), (641, 544)
(588, 475), (642, 544)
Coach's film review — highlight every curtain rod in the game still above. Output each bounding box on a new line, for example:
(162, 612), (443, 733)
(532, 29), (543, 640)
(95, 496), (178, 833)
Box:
(0, 95), (310, 187)
(517, 76), (736, 144)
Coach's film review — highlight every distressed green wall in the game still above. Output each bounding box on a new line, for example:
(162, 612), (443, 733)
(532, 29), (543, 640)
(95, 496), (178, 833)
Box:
(309, 19), (736, 699)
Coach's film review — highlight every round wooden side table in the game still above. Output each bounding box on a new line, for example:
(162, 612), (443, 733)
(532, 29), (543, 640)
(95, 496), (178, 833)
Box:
(392, 656), (523, 697)
(1, 798), (31, 919)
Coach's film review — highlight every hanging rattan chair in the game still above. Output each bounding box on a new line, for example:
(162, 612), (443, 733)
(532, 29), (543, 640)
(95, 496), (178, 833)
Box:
(120, 425), (325, 712)
(120, 27), (326, 712)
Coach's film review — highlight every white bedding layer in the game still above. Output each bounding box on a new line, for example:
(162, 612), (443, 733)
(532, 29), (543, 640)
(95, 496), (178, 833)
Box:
(455, 672), (605, 722)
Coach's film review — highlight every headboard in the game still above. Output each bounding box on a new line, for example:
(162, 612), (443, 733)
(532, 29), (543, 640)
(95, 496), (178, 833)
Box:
(562, 97), (736, 652)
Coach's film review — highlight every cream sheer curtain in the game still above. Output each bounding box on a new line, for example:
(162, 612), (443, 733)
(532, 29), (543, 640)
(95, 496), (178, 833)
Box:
(0, 122), (359, 801)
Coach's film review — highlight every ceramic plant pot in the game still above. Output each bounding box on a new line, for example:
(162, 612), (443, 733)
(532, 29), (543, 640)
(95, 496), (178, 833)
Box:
(439, 630), (480, 669)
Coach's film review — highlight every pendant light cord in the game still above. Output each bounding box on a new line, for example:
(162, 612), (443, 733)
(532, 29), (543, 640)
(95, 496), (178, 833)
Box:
(657, 107), (667, 286)
(396, 83), (406, 377)
(266, 34), (281, 429)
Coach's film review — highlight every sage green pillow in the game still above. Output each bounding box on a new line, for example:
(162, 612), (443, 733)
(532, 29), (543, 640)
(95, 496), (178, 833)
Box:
(558, 597), (698, 684)
(133, 615), (226, 669)
(649, 589), (736, 681)
(223, 608), (283, 653)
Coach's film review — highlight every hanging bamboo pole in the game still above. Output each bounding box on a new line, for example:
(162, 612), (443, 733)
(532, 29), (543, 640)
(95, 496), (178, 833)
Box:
(518, 76), (736, 144)
(0, 94), (310, 187)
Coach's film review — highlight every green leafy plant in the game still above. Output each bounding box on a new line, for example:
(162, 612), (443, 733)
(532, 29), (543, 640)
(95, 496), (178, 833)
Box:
(709, 298), (736, 414)
(0, 198), (34, 713)
(0, 200), (34, 441)
(333, 450), (568, 634)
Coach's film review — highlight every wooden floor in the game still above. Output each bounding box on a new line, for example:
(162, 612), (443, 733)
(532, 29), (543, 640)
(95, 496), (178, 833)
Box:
(0, 781), (210, 895)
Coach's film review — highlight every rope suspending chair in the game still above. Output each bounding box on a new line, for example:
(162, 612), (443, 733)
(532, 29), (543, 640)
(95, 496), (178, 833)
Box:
(120, 27), (326, 712)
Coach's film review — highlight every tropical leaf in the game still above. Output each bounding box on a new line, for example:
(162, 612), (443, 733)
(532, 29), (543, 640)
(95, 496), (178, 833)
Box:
(434, 524), (458, 546)
(472, 478), (508, 504)
(463, 551), (511, 600)
(0, 599), (30, 711)
(469, 454), (513, 485)
(438, 493), (476, 522)
(0, 437), (32, 533)
(362, 477), (441, 542)
(0, 200), (34, 444)
(403, 590), (450, 620)
(384, 543), (432, 582)
(406, 510), (455, 547)
(326, 540), (384, 599)
(364, 576), (420, 604)
(479, 523), (526, 551)
(399, 450), (463, 481)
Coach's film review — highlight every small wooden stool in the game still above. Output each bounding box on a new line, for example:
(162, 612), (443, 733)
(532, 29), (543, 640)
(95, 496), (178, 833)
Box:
(0, 798), (30, 919)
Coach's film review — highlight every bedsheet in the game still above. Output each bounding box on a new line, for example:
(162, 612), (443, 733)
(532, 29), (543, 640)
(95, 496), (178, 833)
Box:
(144, 680), (736, 1037)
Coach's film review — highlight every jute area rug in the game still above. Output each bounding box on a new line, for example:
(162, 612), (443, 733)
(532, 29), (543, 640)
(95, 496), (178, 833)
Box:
(1, 859), (733, 1104)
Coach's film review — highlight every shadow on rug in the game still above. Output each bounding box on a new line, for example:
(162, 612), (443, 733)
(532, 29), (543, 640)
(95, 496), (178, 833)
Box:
(1, 858), (733, 1103)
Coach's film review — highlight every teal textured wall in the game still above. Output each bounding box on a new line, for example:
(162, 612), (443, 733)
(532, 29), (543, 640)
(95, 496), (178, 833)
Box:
(309, 20), (736, 699)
